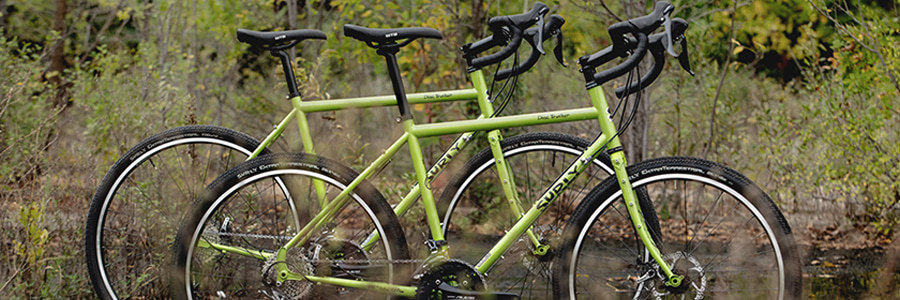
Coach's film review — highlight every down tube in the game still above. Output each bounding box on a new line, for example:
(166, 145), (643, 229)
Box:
(475, 132), (610, 273)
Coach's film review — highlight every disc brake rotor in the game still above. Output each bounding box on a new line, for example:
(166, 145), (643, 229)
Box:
(648, 251), (708, 300)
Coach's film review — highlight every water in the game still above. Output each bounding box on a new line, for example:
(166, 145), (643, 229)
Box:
(804, 247), (900, 298)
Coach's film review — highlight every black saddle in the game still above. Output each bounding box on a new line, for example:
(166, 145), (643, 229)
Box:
(237, 29), (326, 49)
(344, 24), (442, 45)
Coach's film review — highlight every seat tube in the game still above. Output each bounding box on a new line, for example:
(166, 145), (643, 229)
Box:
(271, 48), (326, 206)
(290, 96), (317, 156)
(403, 119), (447, 253)
(380, 44), (447, 253)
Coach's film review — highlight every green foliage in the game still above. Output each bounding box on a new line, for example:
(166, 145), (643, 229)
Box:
(2, 0), (56, 44)
(75, 43), (196, 167)
(15, 201), (49, 267)
(0, 33), (56, 183)
(760, 3), (899, 235)
(717, 0), (827, 59)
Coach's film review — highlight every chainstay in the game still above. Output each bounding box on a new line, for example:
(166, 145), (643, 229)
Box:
(202, 232), (426, 266)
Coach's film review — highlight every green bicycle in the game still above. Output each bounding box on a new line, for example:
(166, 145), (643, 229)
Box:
(171, 2), (802, 299)
(85, 4), (611, 299)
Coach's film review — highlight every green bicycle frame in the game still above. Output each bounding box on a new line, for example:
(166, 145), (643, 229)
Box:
(239, 69), (548, 250)
(245, 78), (482, 207)
(197, 66), (682, 292)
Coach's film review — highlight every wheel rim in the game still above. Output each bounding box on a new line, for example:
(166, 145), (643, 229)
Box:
(568, 174), (787, 299)
(94, 138), (254, 299)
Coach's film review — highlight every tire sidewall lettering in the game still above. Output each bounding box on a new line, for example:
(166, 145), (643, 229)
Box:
(633, 164), (735, 187)
(235, 160), (344, 181)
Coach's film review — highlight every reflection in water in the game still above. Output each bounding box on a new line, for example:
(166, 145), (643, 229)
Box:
(804, 248), (900, 298)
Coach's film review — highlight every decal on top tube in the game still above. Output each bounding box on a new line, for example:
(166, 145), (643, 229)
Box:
(423, 92), (454, 100)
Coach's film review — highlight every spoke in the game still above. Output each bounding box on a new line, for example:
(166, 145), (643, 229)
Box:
(168, 146), (193, 200)
(120, 173), (177, 224)
(700, 223), (770, 273)
(200, 145), (217, 188)
(686, 200), (743, 258)
(606, 200), (643, 259)
(579, 236), (638, 270)
(688, 186), (726, 251)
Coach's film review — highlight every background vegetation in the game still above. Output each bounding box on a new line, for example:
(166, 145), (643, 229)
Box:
(0, 0), (897, 297)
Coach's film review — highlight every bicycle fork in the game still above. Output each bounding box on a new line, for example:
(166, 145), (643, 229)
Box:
(586, 87), (683, 289)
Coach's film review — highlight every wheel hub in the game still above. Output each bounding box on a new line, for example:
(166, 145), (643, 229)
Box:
(260, 247), (313, 300)
(650, 251), (707, 299)
(307, 238), (370, 299)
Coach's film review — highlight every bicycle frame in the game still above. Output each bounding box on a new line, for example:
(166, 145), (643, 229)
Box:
(198, 68), (678, 295)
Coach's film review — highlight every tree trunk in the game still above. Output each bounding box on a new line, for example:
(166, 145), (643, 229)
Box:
(287, 0), (297, 62)
(49, 0), (68, 109)
(617, 0), (650, 164)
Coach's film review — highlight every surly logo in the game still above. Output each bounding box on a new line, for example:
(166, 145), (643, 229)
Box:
(537, 159), (585, 211)
(425, 138), (465, 184)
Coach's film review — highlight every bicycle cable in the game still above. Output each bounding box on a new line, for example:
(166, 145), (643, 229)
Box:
(617, 65), (643, 134)
(587, 60), (644, 161)
(488, 50), (520, 118)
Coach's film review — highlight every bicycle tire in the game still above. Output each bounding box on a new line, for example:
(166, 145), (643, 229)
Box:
(85, 125), (269, 300)
(554, 156), (801, 299)
(438, 132), (614, 299)
(171, 152), (410, 299)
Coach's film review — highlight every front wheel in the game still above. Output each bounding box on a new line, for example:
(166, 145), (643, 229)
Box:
(555, 156), (801, 299)
(171, 153), (410, 299)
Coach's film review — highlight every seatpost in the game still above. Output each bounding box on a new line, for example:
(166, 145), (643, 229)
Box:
(271, 49), (302, 98)
(376, 46), (412, 121)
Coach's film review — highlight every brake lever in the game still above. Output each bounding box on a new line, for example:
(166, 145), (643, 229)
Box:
(663, 13), (677, 57)
(677, 36), (694, 76)
(553, 30), (567, 67)
(535, 14), (546, 55)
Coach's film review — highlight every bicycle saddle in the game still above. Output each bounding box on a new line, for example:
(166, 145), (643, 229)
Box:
(236, 29), (326, 49)
(344, 24), (442, 45)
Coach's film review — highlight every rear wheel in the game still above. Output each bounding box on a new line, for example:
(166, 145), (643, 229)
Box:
(555, 157), (801, 299)
(171, 153), (410, 299)
(439, 132), (613, 299)
(85, 125), (267, 299)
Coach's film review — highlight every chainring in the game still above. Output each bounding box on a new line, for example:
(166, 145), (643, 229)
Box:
(416, 259), (486, 300)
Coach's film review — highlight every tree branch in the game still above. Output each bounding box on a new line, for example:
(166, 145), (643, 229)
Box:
(807, 0), (900, 95)
(598, 0), (622, 21)
(79, 0), (126, 65)
(703, 0), (738, 159)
